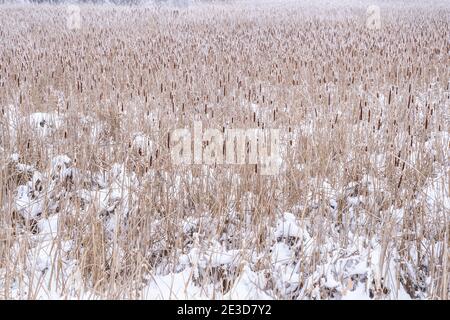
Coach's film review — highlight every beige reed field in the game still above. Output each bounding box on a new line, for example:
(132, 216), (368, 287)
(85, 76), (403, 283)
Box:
(0, 1), (449, 299)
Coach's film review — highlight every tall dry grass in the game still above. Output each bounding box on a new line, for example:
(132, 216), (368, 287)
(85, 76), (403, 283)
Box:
(0, 2), (448, 299)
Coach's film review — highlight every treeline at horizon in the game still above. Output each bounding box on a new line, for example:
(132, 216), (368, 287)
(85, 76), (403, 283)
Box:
(2, 0), (219, 4)
(0, 0), (198, 4)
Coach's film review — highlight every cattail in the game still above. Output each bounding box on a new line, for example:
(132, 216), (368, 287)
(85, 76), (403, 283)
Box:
(397, 174), (403, 189)
(359, 101), (363, 121)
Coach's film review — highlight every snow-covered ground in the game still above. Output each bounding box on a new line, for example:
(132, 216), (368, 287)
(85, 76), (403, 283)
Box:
(1, 105), (447, 299)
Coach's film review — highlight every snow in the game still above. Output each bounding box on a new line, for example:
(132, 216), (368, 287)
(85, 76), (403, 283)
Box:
(4, 150), (441, 299)
(274, 212), (310, 240)
(142, 268), (209, 300)
(224, 265), (272, 300)
(15, 184), (43, 220)
(342, 283), (370, 300)
(271, 242), (293, 265)
(29, 112), (61, 137)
